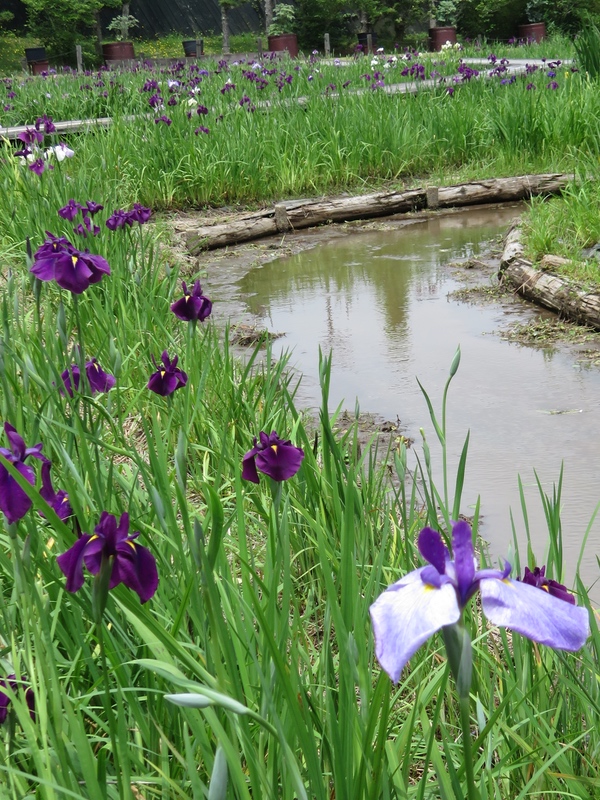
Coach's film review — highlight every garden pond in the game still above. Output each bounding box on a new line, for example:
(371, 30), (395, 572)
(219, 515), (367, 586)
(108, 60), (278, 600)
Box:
(203, 203), (600, 595)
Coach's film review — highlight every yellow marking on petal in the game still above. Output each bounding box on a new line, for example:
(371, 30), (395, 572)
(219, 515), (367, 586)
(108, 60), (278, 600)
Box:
(89, 534), (98, 542)
(127, 540), (137, 550)
(71, 255), (78, 267)
(271, 445), (278, 454)
(423, 584), (438, 592)
(542, 585), (549, 592)
(160, 370), (166, 378)
(501, 578), (514, 587)
(93, 363), (99, 371)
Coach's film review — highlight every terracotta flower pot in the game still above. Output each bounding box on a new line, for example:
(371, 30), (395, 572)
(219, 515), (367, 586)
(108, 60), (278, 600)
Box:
(429, 26), (457, 52)
(102, 41), (135, 65)
(518, 22), (546, 43)
(267, 33), (298, 58)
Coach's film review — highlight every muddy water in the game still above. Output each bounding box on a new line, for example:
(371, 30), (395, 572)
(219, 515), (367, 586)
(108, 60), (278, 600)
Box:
(236, 205), (600, 593)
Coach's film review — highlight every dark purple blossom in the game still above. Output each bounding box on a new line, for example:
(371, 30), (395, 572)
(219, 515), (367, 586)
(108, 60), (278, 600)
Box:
(147, 351), (188, 396)
(154, 115), (172, 125)
(170, 280), (212, 322)
(196, 105), (209, 115)
(195, 126), (210, 135)
(0, 423), (45, 524)
(60, 359), (115, 397)
(58, 199), (83, 222)
(0, 676), (35, 724)
(28, 158), (48, 176)
(370, 521), (589, 683)
(526, 82), (536, 90)
(57, 511), (158, 603)
(17, 127), (43, 146)
(83, 201), (104, 216)
(105, 209), (133, 230)
(129, 203), (152, 224)
(519, 565), (575, 604)
(148, 94), (163, 109)
(35, 114), (56, 134)
(30, 234), (110, 294)
(40, 461), (72, 521)
(547, 80), (559, 90)
(242, 431), (304, 484)
(73, 217), (100, 238)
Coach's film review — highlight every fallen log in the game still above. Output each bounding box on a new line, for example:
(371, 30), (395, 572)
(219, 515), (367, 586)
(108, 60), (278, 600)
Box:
(186, 188), (427, 253)
(500, 259), (600, 329)
(500, 227), (600, 331)
(186, 173), (573, 253)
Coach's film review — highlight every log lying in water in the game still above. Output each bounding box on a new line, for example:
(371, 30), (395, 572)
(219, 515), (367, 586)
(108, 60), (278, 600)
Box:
(186, 173), (572, 253)
(500, 229), (600, 331)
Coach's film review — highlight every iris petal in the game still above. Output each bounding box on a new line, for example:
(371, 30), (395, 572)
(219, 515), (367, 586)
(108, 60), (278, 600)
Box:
(370, 569), (461, 683)
(57, 535), (92, 592)
(481, 578), (589, 652)
(451, 520), (476, 604)
(418, 527), (447, 574)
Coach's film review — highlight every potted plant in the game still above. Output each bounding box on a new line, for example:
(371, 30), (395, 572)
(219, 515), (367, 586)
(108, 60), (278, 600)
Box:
(429, 0), (459, 51)
(24, 45), (49, 75)
(103, 9), (138, 63)
(267, 3), (299, 58)
(518, 0), (547, 42)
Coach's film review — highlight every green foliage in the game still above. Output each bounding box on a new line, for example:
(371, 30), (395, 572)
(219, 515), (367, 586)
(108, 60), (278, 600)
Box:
(106, 13), (139, 41)
(436, 0), (459, 26)
(267, 2), (297, 35)
(574, 19), (600, 77)
(21, 0), (119, 63)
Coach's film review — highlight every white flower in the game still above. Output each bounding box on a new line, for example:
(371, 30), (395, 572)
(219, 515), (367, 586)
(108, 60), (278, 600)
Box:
(384, 62), (391, 69)
(370, 58), (379, 67)
(47, 143), (74, 162)
(187, 97), (198, 106)
(376, 47), (384, 53)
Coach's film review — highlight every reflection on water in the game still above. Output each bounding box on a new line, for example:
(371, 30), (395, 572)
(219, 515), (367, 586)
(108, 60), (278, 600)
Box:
(238, 206), (600, 593)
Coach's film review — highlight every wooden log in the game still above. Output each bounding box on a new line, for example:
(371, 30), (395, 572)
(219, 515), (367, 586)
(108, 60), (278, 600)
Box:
(438, 173), (572, 207)
(186, 189), (427, 252)
(500, 223), (524, 268)
(500, 259), (600, 330)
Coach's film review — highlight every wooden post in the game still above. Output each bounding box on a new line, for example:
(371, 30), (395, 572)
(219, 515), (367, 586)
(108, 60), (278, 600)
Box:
(366, 33), (373, 54)
(324, 33), (330, 57)
(196, 39), (203, 57)
(257, 37), (263, 57)
(76, 44), (83, 73)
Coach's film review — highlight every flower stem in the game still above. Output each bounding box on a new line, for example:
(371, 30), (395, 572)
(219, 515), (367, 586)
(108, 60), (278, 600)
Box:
(459, 695), (480, 800)
(96, 620), (124, 798)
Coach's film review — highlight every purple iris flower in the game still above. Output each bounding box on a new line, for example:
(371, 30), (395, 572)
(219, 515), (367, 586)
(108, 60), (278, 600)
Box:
(35, 114), (56, 134)
(547, 80), (559, 90)
(60, 359), (116, 397)
(40, 461), (72, 520)
(370, 521), (589, 683)
(170, 281), (212, 322)
(0, 675), (35, 724)
(17, 127), (43, 146)
(105, 209), (133, 230)
(519, 565), (575, 604)
(58, 199), (83, 221)
(242, 431), (304, 484)
(73, 216), (100, 238)
(30, 235), (110, 294)
(57, 511), (159, 603)
(83, 201), (104, 216)
(147, 351), (188, 396)
(195, 126), (210, 135)
(154, 115), (172, 125)
(0, 423), (45, 524)
(28, 158), (48, 176)
(129, 203), (152, 224)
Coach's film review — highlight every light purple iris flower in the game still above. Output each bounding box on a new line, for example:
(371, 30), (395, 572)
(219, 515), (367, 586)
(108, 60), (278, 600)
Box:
(0, 423), (46, 524)
(242, 431), (304, 484)
(370, 521), (589, 683)
(147, 351), (188, 396)
(170, 281), (212, 322)
(57, 511), (158, 603)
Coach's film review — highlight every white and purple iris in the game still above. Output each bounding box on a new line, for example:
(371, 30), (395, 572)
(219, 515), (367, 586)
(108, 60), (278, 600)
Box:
(370, 520), (589, 683)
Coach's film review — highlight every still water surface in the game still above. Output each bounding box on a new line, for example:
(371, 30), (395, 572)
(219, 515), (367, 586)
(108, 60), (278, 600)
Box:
(237, 206), (600, 593)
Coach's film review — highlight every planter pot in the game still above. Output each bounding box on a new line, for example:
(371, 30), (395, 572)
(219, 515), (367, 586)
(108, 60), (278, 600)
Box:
(357, 32), (378, 53)
(429, 26), (457, 51)
(25, 46), (46, 63)
(183, 39), (203, 57)
(30, 61), (49, 75)
(267, 33), (298, 58)
(518, 22), (546, 43)
(102, 41), (135, 64)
